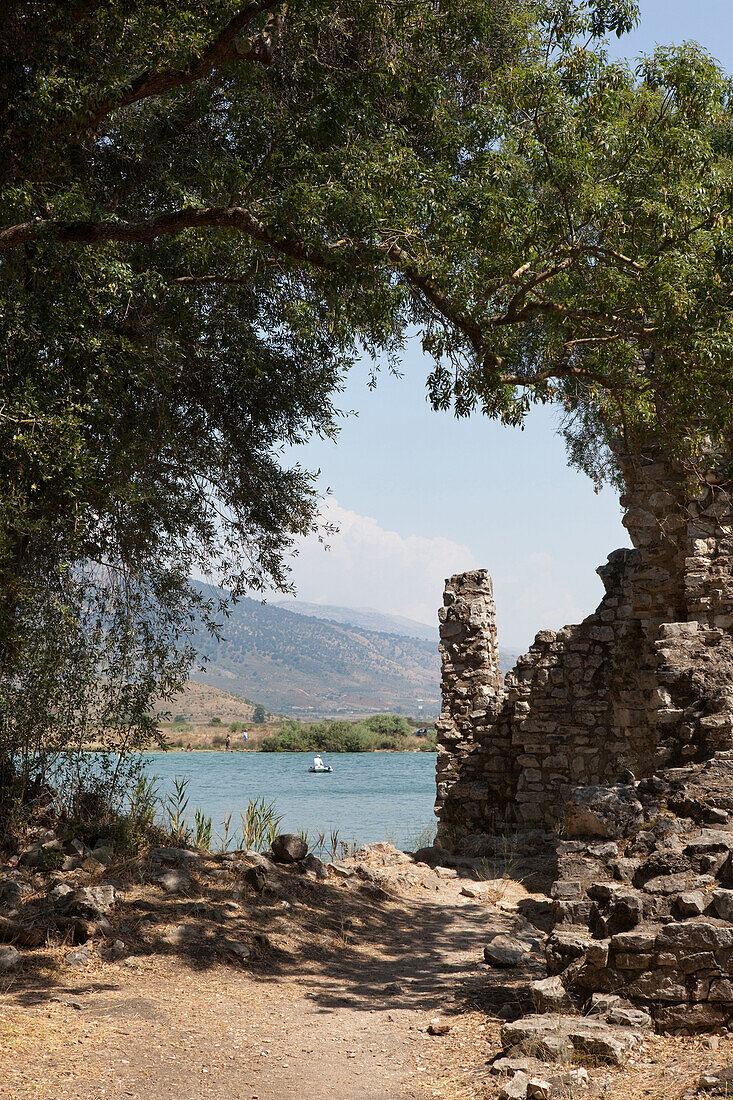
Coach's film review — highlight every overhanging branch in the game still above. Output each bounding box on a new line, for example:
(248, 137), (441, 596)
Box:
(67, 2), (284, 135)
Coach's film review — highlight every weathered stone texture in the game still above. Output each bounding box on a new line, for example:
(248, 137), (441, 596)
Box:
(436, 451), (733, 841)
(435, 448), (733, 1032)
(435, 569), (508, 839)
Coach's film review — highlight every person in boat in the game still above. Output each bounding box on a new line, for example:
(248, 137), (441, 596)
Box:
(313, 754), (324, 770)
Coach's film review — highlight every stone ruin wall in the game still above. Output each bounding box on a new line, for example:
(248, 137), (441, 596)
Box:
(435, 451), (733, 846)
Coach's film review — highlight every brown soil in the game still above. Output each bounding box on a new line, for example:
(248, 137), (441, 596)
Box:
(158, 682), (264, 725)
(0, 852), (727, 1100)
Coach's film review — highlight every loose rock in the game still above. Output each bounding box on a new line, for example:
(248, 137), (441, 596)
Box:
(271, 833), (308, 863)
(243, 866), (267, 892)
(156, 870), (191, 895)
(530, 976), (575, 1014)
(427, 1018), (452, 1036)
(498, 1072), (530, 1100)
(0, 945), (21, 972)
(64, 946), (89, 967)
(484, 935), (526, 968)
(64, 885), (115, 918)
(501, 1014), (643, 1066)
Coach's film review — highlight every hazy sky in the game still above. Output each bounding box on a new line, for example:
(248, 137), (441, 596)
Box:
(280, 1), (729, 651)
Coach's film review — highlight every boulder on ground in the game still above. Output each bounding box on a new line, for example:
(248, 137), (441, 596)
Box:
(102, 939), (126, 961)
(156, 869), (191, 895)
(150, 847), (201, 865)
(0, 881), (23, 909)
(564, 785), (644, 840)
(461, 883), (489, 899)
(243, 865), (267, 892)
(329, 860), (354, 878)
(530, 975), (575, 1013)
(501, 1013), (643, 1065)
(527, 1079), (552, 1100)
(64, 946), (89, 967)
(301, 853), (327, 879)
(165, 924), (196, 946)
(427, 1018), (452, 1036)
(497, 1071), (530, 1100)
(0, 945), (21, 972)
(413, 845), (454, 867)
(271, 834), (308, 863)
(484, 935), (526, 968)
(63, 885), (115, 917)
(222, 939), (251, 960)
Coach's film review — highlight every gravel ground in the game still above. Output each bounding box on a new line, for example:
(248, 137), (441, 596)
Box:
(0, 848), (728, 1100)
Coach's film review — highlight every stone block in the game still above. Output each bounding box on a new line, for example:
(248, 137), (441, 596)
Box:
(564, 785), (644, 840)
(713, 890), (733, 921)
(674, 891), (707, 918)
(530, 976), (575, 1014)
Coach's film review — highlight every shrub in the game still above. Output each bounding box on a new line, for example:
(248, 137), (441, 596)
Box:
(209, 716), (223, 726)
(362, 714), (412, 738)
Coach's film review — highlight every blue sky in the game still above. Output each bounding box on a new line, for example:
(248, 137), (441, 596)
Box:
(282, 1), (729, 651)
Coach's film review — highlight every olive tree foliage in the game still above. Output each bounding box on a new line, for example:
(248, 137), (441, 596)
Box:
(0, 0), (535, 810)
(5, 0), (721, 808)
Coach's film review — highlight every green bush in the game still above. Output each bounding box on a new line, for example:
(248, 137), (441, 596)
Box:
(209, 716), (223, 727)
(259, 717), (411, 752)
(362, 714), (412, 738)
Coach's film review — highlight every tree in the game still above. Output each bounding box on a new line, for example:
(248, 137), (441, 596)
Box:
(0, 0), (536, 810)
(10, 0), (695, 809)
(10, 0), (730, 489)
(252, 705), (266, 724)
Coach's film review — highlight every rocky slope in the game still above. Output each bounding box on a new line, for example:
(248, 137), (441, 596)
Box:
(191, 582), (442, 717)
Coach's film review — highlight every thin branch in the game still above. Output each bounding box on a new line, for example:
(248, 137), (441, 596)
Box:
(67, 2), (284, 135)
(504, 257), (573, 320)
(385, 243), (498, 362)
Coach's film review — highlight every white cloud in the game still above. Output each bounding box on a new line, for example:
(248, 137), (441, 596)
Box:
(285, 499), (480, 626)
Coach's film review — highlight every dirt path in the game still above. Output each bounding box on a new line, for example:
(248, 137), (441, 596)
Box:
(0, 866), (542, 1100)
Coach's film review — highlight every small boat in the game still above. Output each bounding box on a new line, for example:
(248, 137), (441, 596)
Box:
(308, 765), (333, 773)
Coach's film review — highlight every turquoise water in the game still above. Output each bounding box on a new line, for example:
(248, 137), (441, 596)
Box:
(142, 751), (438, 850)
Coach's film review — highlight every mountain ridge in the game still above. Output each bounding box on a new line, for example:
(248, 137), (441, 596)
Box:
(190, 583), (441, 718)
(189, 585), (521, 719)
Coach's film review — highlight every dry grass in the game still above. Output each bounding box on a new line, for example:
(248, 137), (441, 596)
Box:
(0, 853), (728, 1100)
(157, 720), (277, 751)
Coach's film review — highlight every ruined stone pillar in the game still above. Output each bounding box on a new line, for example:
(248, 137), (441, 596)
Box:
(434, 570), (509, 846)
(615, 447), (733, 766)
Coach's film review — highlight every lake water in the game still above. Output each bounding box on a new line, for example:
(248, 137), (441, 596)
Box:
(142, 751), (438, 850)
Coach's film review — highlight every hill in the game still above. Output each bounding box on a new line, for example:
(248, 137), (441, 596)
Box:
(273, 600), (438, 642)
(272, 598), (520, 674)
(190, 584), (441, 719)
(158, 681), (260, 724)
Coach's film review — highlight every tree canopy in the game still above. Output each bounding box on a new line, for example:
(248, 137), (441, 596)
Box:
(0, 0), (538, 798)
(6, 0), (733, 799)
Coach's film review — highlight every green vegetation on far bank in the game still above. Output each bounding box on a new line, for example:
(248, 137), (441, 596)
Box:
(261, 715), (436, 753)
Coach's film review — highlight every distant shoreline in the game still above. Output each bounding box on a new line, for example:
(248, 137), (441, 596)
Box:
(148, 745), (436, 754)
